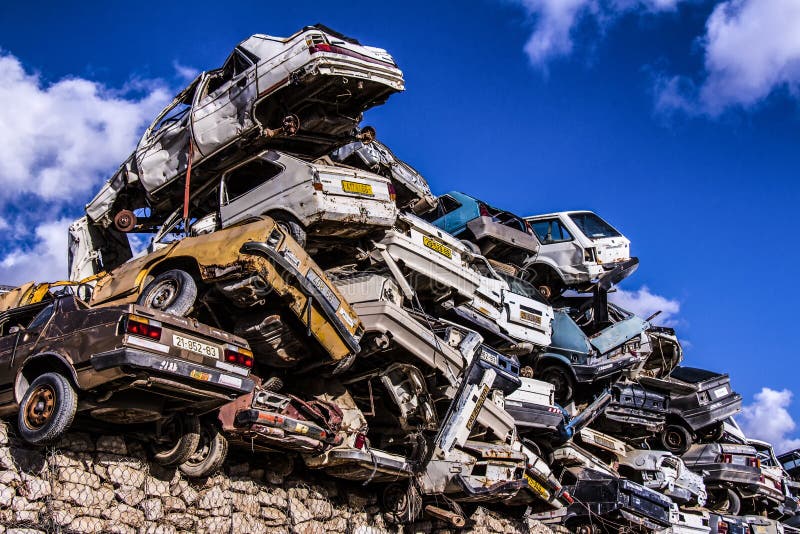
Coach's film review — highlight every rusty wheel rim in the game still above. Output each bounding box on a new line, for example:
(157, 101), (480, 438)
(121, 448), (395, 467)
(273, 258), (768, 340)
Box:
(25, 384), (56, 429)
(149, 280), (178, 309)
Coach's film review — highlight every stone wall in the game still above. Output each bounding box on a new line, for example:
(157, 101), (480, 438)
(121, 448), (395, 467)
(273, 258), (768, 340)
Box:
(0, 421), (553, 534)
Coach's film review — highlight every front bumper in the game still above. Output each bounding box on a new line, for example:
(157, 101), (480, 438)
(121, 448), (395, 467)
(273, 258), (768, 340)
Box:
(241, 241), (361, 356)
(91, 347), (254, 397)
(234, 408), (342, 450)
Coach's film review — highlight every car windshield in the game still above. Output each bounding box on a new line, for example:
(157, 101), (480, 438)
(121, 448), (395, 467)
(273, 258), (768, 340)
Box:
(568, 212), (621, 239)
(495, 271), (548, 304)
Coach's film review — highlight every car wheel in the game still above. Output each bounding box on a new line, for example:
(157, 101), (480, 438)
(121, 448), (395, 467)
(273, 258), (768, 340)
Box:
(273, 214), (307, 248)
(137, 269), (198, 317)
(538, 365), (575, 406)
(179, 422), (228, 478)
(17, 372), (77, 445)
(113, 209), (137, 232)
(709, 488), (741, 515)
(151, 414), (201, 466)
(660, 424), (693, 455)
(381, 482), (422, 525)
(459, 239), (481, 255)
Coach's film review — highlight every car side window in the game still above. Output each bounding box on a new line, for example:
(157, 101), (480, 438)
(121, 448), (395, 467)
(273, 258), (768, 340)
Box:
(531, 219), (573, 244)
(222, 159), (284, 203)
(26, 303), (55, 331)
(420, 194), (461, 222)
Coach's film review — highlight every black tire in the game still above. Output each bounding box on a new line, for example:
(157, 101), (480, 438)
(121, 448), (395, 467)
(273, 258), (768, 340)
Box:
(18, 372), (77, 445)
(538, 365), (576, 406)
(273, 214), (307, 248)
(459, 239), (481, 255)
(179, 422), (228, 478)
(137, 269), (197, 317)
(151, 414), (201, 466)
(381, 482), (422, 525)
(660, 424), (693, 455)
(709, 487), (741, 515)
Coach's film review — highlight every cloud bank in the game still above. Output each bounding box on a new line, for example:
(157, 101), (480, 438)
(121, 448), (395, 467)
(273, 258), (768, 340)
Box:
(739, 387), (800, 454)
(609, 285), (681, 326)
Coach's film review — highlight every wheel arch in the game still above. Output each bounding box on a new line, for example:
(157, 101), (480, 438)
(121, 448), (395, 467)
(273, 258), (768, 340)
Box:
(15, 352), (79, 404)
(524, 259), (567, 285)
(535, 353), (576, 378)
(143, 256), (204, 287)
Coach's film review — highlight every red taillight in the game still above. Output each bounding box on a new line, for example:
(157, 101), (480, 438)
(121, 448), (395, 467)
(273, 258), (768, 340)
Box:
(354, 433), (366, 449)
(479, 203), (491, 217)
(224, 346), (254, 368)
(747, 457), (760, 468)
(561, 491), (574, 504)
(387, 183), (396, 201)
(721, 454), (733, 463)
(717, 520), (728, 534)
(126, 316), (162, 340)
(309, 43), (332, 53)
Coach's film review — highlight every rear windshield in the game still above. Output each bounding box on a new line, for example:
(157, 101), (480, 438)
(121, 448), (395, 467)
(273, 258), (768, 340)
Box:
(670, 367), (722, 383)
(568, 212), (621, 239)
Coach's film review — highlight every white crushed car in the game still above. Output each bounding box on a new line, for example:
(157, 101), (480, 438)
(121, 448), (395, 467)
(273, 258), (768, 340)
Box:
(86, 25), (404, 231)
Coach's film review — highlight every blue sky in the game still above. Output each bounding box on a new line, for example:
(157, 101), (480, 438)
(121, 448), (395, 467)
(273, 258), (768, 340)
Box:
(1, 0), (799, 449)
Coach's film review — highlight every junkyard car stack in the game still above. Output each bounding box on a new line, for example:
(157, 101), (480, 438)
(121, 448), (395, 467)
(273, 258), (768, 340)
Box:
(1, 23), (797, 532)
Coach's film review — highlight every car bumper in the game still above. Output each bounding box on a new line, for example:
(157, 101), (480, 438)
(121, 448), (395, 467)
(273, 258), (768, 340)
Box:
(303, 446), (414, 482)
(309, 193), (397, 236)
(573, 356), (637, 383)
(453, 474), (526, 502)
(241, 241), (361, 356)
(466, 217), (539, 255)
(302, 55), (405, 91)
(504, 401), (564, 431)
(700, 464), (761, 485)
(91, 347), (254, 397)
(680, 394), (742, 431)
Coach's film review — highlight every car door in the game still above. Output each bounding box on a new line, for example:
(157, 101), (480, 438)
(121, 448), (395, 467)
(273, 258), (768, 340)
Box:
(191, 51), (258, 159)
(218, 155), (289, 228)
(529, 217), (583, 271)
(135, 75), (204, 195)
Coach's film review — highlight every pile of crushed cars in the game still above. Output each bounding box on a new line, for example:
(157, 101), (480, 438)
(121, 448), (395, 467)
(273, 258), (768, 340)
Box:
(2, 25), (799, 533)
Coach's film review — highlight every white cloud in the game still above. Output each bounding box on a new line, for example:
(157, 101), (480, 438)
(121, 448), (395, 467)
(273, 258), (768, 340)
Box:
(514, 0), (683, 66)
(609, 285), (680, 326)
(0, 218), (72, 284)
(738, 387), (800, 454)
(0, 51), (170, 201)
(656, 0), (800, 115)
(172, 61), (200, 82)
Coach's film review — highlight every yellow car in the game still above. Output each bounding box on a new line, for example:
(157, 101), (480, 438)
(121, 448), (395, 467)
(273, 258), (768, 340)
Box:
(89, 216), (362, 369)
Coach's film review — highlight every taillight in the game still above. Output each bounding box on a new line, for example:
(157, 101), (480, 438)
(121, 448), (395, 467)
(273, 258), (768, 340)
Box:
(583, 247), (596, 262)
(387, 183), (396, 202)
(306, 34), (331, 54)
(748, 457), (760, 468)
(312, 170), (323, 192)
(721, 454), (732, 463)
(717, 520), (728, 534)
(224, 345), (254, 368)
(561, 491), (574, 504)
(354, 433), (366, 449)
(126, 315), (162, 340)
(479, 203), (491, 217)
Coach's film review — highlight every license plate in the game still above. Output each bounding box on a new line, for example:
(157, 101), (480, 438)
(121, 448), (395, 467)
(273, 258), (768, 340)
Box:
(190, 369), (211, 382)
(524, 474), (549, 499)
(173, 334), (219, 359)
(519, 310), (542, 325)
(422, 235), (452, 258)
(712, 386), (729, 399)
(341, 180), (373, 196)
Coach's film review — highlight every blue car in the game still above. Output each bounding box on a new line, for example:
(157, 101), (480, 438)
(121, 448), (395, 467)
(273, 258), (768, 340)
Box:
(421, 191), (540, 267)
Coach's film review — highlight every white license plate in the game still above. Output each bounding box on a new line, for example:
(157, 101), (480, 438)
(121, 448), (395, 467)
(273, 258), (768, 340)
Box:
(172, 335), (219, 359)
(712, 386), (729, 399)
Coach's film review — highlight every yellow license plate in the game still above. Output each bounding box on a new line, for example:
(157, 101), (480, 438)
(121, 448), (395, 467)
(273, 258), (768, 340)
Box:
(422, 235), (452, 258)
(190, 369), (211, 382)
(520, 310), (542, 325)
(341, 180), (373, 196)
(524, 474), (549, 499)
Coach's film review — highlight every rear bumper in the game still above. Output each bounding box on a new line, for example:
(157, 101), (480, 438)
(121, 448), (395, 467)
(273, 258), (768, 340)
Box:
(303, 446), (414, 482)
(91, 347), (254, 396)
(309, 192), (397, 236)
(454, 474), (525, 502)
(700, 464), (761, 486)
(680, 394), (742, 431)
(573, 356), (637, 383)
(301, 55), (405, 91)
(504, 401), (564, 430)
(466, 217), (539, 255)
